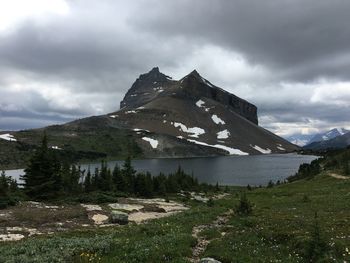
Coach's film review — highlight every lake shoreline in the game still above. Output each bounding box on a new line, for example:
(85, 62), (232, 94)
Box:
(5, 154), (318, 187)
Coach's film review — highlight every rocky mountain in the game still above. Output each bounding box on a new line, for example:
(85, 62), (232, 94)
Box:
(304, 131), (350, 150)
(286, 128), (349, 147)
(0, 67), (298, 168)
(285, 134), (315, 147)
(111, 67), (297, 156)
(308, 128), (349, 145)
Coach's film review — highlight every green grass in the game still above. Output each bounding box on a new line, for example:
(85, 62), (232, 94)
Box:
(1, 174), (350, 262)
(203, 173), (350, 262)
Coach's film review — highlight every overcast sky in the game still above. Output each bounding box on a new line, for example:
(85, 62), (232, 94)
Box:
(0, 0), (349, 136)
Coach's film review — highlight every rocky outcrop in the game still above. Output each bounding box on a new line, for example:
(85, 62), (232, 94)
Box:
(120, 67), (174, 110)
(179, 70), (258, 125)
(120, 68), (258, 125)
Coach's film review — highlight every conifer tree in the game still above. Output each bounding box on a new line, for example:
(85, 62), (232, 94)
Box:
(0, 170), (8, 197)
(121, 156), (136, 193)
(21, 134), (62, 200)
(112, 163), (126, 192)
(84, 169), (92, 192)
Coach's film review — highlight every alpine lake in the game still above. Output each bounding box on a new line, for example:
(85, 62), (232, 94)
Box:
(7, 153), (317, 186)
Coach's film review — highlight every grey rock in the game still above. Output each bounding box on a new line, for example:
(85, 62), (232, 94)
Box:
(109, 211), (129, 225)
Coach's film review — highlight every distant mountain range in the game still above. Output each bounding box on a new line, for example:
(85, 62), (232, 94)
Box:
(0, 67), (298, 168)
(285, 128), (350, 149)
(303, 129), (350, 150)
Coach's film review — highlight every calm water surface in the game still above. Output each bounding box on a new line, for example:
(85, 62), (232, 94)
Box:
(6, 154), (317, 186)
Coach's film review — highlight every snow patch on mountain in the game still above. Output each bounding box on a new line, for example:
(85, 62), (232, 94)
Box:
(173, 122), (205, 138)
(211, 115), (225, 125)
(142, 137), (158, 149)
(133, 128), (150, 133)
(200, 77), (214, 88)
(125, 110), (137, 114)
(51, 146), (62, 150)
(195, 99), (210, 112)
(217, 129), (230, 139)
(187, 139), (248, 155)
(251, 145), (272, 154)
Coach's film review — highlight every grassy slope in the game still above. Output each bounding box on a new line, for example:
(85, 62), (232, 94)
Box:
(1, 174), (350, 262)
(0, 123), (143, 169)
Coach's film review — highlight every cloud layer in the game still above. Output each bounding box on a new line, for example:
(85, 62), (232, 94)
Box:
(0, 0), (349, 136)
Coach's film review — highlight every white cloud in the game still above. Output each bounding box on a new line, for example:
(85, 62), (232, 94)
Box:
(0, 0), (70, 34)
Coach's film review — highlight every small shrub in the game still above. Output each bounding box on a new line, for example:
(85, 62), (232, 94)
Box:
(303, 212), (329, 262)
(234, 193), (253, 216)
(302, 194), (310, 203)
(207, 198), (214, 207)
(267, 180), (274, 188)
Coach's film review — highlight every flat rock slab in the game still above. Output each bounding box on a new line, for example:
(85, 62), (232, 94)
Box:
(91, 214), (109, 225)
(0, 234), (25, 242)
(108, 203), (144, 212)
(81, 204), (103, 211)
(129, 211), (178, 223)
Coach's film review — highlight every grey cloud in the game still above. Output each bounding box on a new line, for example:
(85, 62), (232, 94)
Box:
(132, 0), (350, 81)
(0, 0), (349, 134)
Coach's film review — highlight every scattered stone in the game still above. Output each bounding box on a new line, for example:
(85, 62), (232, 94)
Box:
(81, 204), (103, 211)
(6, 226), (23, 232)
(0, 234), (25, 242)
(44, 205), (60, 209)
(109, 211), (129, 225)
(200, 258), (222, 263)
(193, 195), (209, 203)
(128, 212), (176, 223)
(108, 203), (143, 212)
(91, 214), (109, 225)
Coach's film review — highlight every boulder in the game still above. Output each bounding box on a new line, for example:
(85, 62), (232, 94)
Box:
(109, 211), (129, 225)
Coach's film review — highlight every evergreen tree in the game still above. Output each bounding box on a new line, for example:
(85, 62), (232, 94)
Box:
(84, 169), (92, 193)
(99, 161), (112, 191)
(0, 170), (8, 197)
(121, 156), (136, 193)
(215, 182), (220, 192)
(21, 134), (62, 200)
(112, 164), (126, 192)
(91, 167), (100, 191)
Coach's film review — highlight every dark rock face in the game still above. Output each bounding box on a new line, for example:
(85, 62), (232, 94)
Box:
(120, 68), (258, 125)
(179, 70), (258, 125)
(120, 67), (174, 110)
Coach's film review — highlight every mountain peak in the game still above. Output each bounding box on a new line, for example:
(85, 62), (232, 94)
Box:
(189, 69), (200, 76)
(183, 69), (202, 80)
(149, 66), (160, 73)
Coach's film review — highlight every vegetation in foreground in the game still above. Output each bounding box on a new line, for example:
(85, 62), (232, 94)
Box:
(1, 146), (350, 262)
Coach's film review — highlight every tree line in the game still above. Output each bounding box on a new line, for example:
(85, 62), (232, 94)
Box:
(0, 134), (217, 205)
